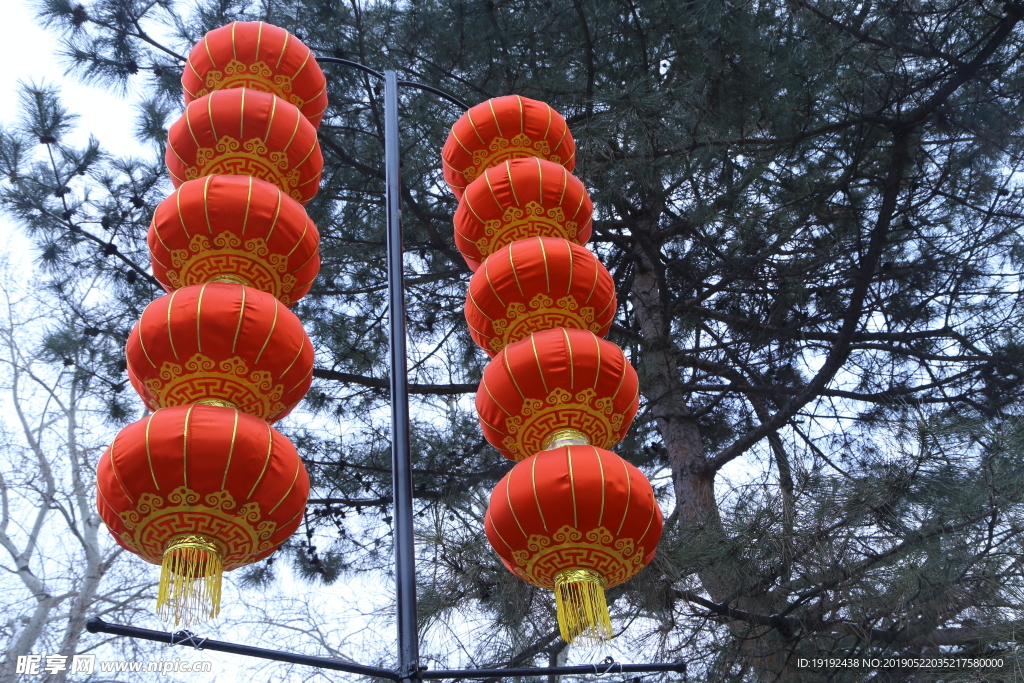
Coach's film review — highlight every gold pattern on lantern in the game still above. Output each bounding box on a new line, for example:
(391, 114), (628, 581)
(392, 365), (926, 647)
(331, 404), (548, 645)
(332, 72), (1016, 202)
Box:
(166, 233), (299, 300)
(111, 485), (276, 566)
(488, 293), (598, 354)
(508, 525), (646, 589)
(195, 60), (305, 109)
(501, 388), (626, 459)
(473, 202), (578, 256)
(464, 135), (558, 185)
(184, 136), (303, 201)
(142, 352), (288, 420)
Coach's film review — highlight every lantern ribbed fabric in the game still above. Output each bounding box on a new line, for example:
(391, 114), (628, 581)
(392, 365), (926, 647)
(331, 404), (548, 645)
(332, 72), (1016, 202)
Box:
(183, 21), (329, 128)
(98, 21), (322, 627)
(484, 445), (663, 645)
(149, 175), (320, 304)
(442, 95), (576, 199)
(476, 328), (639, 461)
(453, 157), (592, 271)
(125, 282), (313, 422)
(444, 95), (663, 645)
(165, 88), (323, 204)
(96, 404), (309, 626)
(465, 237), (616, 356)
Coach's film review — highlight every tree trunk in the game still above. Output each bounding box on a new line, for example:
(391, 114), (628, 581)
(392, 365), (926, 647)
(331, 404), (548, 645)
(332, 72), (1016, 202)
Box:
(629, 218), (794, 678)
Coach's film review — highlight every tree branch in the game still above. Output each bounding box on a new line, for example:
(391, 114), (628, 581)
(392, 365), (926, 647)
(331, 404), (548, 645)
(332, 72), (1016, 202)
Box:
(313, 367), (476, 394)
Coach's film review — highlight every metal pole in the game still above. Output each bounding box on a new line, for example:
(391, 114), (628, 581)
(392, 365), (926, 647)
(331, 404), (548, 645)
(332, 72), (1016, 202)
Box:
(384, 69), (420, 683)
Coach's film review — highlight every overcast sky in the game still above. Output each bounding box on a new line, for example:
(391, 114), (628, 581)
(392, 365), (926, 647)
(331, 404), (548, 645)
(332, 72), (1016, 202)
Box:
(1, 0), (152, 265)
(2, 0), (145, 157)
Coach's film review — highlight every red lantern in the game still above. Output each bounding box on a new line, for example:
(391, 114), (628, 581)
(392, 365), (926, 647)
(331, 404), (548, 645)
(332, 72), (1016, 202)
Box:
(465, 237), (616, 356)
(149, 175), (320, 305)
(442, 95), (576, 198)
(97, 404), (308, 625)
(484, 445), (662, 644)
(476, 328), (639, 461)
(453, 157), (592, 271)
(165, 88), (323, 204)
(183, 21), (329, 128)
(125, 283), (314, 422)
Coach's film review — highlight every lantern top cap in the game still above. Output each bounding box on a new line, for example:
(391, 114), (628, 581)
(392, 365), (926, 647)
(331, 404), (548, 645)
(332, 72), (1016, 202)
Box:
(183, 21), (328, 128)
(442, 94), (576, 198)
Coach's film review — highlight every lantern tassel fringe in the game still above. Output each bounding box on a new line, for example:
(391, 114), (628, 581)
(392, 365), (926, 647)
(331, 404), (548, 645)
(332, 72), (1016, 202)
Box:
(157, 535), (223, 627)
(554, 568), (612, 646)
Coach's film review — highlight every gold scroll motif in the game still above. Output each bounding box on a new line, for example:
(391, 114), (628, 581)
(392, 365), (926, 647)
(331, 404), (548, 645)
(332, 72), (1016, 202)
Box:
(188, 136), (302, 202)
(167, 233), (296, 304)
(464, 135), (559, 185)
(144, 352), (287, 419)
(117, 485), (276, 570)
(197, 60), (303, 108)
(501, 387), (624, 458)
(490, 293), (598, 354)
(510, 525), (646, 590)
(476, 203), (577, 256)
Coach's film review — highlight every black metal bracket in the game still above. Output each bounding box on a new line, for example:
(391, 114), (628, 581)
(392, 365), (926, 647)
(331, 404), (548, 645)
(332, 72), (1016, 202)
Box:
(315, 56), (472, 110)
(422, 660), (688, 680)
(87, 617), (400, 680)
(87, 618), (686, 680)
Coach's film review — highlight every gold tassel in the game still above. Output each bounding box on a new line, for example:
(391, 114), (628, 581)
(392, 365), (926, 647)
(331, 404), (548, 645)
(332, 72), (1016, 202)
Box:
(553, 568), (613, 646)
(157, 534), (223, 627)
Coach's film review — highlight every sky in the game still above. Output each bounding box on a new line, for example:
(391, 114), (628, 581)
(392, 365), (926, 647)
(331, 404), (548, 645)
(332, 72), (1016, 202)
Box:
(1, 0), (145, 158)
(0, 0), (149, 270)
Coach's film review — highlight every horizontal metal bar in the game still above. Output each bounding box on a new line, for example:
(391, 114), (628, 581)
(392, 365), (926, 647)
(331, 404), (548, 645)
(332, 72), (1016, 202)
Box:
(422, 661), (687, 679)
(85, 618), (400, 681)
(87, 617), (684, 681)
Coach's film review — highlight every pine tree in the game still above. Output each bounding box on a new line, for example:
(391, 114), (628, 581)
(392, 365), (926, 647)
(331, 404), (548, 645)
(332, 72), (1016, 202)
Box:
(3, 0), (1024, 679)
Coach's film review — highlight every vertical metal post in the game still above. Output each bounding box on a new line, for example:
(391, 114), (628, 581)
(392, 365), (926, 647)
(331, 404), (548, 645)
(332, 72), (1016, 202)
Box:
(384, 70), (420, 683)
